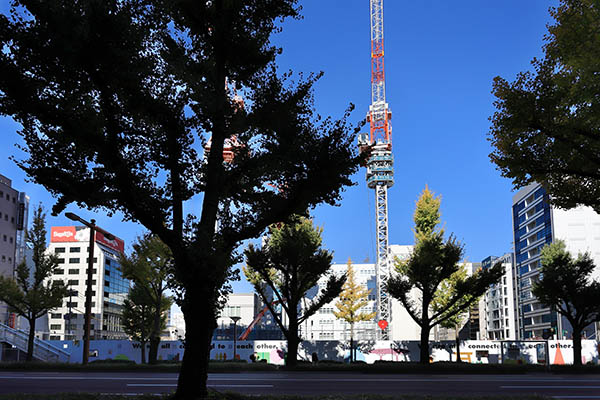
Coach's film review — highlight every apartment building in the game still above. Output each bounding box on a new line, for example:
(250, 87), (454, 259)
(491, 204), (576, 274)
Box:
(479, 253), (517, 340)
(512, 183), (600, 340)
(0, 174), (28, 327)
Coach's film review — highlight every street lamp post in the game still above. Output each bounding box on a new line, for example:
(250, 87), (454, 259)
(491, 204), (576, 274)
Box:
(230, 316), (241, 361)
(65, 212), (114, 365)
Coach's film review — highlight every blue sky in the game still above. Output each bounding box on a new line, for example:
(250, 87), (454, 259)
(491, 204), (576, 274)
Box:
(0, 1), (556, 294)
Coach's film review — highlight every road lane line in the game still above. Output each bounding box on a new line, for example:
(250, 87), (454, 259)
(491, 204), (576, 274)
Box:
(127, 384), (177, 387)
(502, 386), (600, 389)
(0, 376), (177, 381)
(127, 384), (273, 388)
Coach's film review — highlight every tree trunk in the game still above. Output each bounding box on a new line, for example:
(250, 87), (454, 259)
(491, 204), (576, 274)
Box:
(350, 323), (354, 362)
(26, 317), (36, 362)
(148, 336), (160, 365)
(572, 326), (583, 366)
(140, 340), (147, 364)
(285, 306), (300, 368)
(455, 330), (462, 363)
(419, 325), (431, 365)
(175, 293), (215, 399)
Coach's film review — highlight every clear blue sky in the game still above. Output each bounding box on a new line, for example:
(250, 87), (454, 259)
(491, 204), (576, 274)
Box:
(0, 1), (556, 294)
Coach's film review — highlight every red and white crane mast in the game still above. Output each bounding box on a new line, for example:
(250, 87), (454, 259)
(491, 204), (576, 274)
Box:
(358, 0), (394, 340)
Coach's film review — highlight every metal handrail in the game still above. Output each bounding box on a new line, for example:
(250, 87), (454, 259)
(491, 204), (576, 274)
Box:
(0, 323), (70, 362)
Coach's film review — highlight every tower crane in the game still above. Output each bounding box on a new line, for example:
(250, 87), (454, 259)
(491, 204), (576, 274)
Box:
(357, 0), (394, 340)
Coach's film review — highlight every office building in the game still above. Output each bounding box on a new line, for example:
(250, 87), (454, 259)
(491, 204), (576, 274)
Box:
(46, 225), (128, 340)
(0, 174), (28, 327)
(513, 183), (600, 340)
(479, 253), (517, 340)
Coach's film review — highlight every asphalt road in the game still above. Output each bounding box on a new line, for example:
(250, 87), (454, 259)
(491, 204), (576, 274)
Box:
(0, 371), (600, 398)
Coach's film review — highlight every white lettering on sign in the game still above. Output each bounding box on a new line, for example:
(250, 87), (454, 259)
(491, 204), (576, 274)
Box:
(53, 231), (74, 238)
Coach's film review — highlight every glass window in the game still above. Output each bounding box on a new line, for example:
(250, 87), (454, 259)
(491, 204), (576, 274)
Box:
(50, 324), (62, 330)
(67, 280), (78, 285)
(68, 269), (79, 274)
(54, 269), (64, 275)
(50, 313), (62, 319)
(69, 258), (80, 264)
(69, 247), (81, 253)
(55, 248), (66, 253)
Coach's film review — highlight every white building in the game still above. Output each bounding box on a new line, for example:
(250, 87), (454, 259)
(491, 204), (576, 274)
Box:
(513, 183), (600, 340)
(300, 262), (377, 341)
(478, 253), (517, 340)
(300, 245), (431, 342)
(214, 293), (262, 340)
(46, 226), (128, 340)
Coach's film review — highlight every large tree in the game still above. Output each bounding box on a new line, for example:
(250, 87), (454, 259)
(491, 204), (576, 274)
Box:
(0, 205), (68, 362)
(532, 240), (600, 366)
(386, 187), (503, 364)
(333, 258), (375, 362)
(244, 216), (346, 367)
(0, 2), (361, 397)
(120, 234), (173, 365)
(489, 0), (600, 212)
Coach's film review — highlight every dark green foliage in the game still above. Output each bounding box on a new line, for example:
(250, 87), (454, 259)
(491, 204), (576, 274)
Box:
(386, 188), (503, 364)
(244, 216), (346, 367)
(0, 1), (361, 397)
(532, 240), (600, 366)
(0, 205), (68, 362)
(121, 284), (155, 365)
(120, 234), (173, 364)
(489, 0), (600, 212)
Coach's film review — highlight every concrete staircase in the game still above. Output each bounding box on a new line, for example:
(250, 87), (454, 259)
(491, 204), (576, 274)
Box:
(0, 323), (70, 362)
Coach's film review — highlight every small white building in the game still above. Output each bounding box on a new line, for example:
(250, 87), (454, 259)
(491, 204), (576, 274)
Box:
(215, 293), (261, 339)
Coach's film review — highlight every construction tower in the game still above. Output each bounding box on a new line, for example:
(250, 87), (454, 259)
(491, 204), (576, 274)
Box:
(357, 0), (394, 340)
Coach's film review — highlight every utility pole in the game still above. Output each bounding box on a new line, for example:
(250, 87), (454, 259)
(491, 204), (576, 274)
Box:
(65, 212), (115, 365)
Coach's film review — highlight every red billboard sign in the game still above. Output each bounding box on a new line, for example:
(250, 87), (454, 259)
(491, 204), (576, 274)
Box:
(50, 226), (77, 242)
(95, 231), (125, 254)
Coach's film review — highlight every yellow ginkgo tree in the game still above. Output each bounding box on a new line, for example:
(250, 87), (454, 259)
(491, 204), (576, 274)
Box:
(334, 258), (376, 362)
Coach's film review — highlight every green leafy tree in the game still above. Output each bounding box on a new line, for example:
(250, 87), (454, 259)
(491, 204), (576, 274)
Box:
(122, 283), (154, 364)
(431, 264), (481, 363)
(386, 187), (503, 364)
(333, 258), (375, 362)
(0, 205), (68, 362)
(532, 240), (600, 366)
(120, 234), (173, 364)
(489, 0), (600, 212)
(244, 216), (346, 367)
(0, 1), (361, 397)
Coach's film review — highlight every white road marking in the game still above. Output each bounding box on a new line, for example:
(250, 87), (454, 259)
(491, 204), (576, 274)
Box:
(502, 386), (600, 389)
(127, 384), (177, 387)
(0, 376), (176, 381)
(127, 384), (273, 388)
